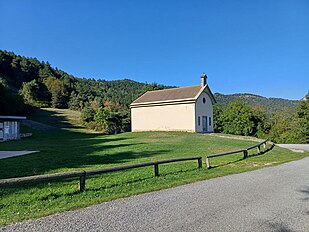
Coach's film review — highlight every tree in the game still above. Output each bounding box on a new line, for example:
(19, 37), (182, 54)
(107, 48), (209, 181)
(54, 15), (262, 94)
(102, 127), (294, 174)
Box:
(220, 100), (256, 136)
(93, 107), (112, 133)
(19, 80), (50, 107)
(213, 105), (223, 133)
(81, 105), (95, 123)
(0, 78), (24, 115)
(295, 93), (309, 143)
(251, 105), (269, 138)
(44, 76), (69, 108)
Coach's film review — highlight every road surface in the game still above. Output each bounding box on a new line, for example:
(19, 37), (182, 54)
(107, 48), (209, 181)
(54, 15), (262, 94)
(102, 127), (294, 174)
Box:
(0, 151), (38, 159)
(277, 144), (309, 152)
(1, 157), (309, 232)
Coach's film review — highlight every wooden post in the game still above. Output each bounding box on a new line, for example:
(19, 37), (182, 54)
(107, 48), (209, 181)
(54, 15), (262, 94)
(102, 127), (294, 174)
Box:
(154, 163), (159, 177)
(206, 156), (210, 169)
(257, 145), (260, 154)
(80, 171), (86, 192)
(198, 157), (202, 169)
(243, 150), (248, 159)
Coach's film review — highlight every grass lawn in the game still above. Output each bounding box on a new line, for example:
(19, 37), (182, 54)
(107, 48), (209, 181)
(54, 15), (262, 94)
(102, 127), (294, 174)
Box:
(0, 116), (308, 226)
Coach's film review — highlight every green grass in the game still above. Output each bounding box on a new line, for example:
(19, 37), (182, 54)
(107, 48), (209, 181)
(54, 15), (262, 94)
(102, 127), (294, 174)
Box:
(28, 108), (82, 129)
(0, 127), (308, 226)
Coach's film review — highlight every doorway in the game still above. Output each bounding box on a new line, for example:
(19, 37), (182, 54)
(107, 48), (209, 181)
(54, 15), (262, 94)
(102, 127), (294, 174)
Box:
(202, 116), (208, 133)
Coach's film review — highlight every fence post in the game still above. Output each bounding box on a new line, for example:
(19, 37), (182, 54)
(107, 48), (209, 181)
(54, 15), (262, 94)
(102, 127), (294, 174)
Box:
(80, 171), (86, 192)
(154, 163), (159, 177)
(206, 156), (210, 169)
(198, 157), (202, 169)
(243, 150), (248, 159)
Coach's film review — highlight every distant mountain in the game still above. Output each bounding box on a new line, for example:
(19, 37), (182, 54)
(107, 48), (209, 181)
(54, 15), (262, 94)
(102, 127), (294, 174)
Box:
(214, 93), (298, 114)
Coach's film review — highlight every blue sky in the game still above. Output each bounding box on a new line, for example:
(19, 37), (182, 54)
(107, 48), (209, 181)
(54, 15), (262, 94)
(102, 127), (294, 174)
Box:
(1, 0), (308, 100)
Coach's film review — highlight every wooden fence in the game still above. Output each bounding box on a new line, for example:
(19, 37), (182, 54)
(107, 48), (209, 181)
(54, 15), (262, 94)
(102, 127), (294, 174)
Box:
(0, 139), (273, 192)
(0, 157), (202, 192)
(205, 139), (271, 168)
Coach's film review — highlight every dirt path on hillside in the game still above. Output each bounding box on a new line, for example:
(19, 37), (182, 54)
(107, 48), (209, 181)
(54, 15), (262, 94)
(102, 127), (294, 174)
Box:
(208, 133), (264, 142)
(22, 120), (56, 131)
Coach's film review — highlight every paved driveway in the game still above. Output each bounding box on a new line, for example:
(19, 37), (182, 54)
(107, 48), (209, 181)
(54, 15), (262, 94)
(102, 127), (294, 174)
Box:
(277, 144), (309, 152)
(0, 151), (38, 159)
(1, 157), (309, 232)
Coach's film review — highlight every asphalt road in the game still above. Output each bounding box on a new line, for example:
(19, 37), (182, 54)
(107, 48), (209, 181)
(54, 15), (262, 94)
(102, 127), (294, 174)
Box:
(277, 144), (309, 152)
(2, 157), (309, 232)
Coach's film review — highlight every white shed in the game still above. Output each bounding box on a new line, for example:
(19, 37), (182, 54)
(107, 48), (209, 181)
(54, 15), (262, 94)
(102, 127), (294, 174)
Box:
(0, 116), (26, 141)
(130, 74), (216, 133)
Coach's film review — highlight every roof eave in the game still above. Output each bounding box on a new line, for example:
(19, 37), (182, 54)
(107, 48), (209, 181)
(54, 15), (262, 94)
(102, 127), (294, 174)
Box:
(130, 98), (196, 108)
(0, 116), (27, 120)
(194, 84), (216, 104)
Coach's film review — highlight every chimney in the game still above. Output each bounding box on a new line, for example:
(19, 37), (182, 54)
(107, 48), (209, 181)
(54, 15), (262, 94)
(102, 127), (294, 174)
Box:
(200, 73), (207, 87)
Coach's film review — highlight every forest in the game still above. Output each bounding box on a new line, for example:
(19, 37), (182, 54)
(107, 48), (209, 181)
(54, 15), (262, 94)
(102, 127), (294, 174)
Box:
(0, 50), (166, 134)
(0, 50), (308, 143)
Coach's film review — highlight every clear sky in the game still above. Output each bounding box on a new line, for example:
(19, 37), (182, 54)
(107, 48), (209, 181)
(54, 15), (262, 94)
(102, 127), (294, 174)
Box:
(1, 0), (308, 100)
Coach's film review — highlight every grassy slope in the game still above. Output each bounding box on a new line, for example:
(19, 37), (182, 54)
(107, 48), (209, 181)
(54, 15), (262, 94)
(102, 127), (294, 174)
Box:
(0, 109), (308, 226)
(27, 108), (82, 128)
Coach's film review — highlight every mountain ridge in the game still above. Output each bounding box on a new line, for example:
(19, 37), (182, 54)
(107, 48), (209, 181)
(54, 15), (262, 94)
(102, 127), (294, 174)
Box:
(214, 92), (298, 114)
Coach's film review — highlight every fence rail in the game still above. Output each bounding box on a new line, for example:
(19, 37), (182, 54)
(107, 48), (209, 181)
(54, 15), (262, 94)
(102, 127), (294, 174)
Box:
(205, 139), (270, 169)
(0, 156), (202, 192)
(0, 139), (272, 192)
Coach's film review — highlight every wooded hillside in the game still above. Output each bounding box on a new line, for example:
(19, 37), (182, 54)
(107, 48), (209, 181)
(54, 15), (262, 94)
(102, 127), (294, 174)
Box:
(1, 50), (307, 143)
(0, 50), (298, 115)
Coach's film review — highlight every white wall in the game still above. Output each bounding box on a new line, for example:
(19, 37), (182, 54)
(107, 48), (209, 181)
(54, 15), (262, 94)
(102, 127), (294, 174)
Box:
(131, 103), (196, 132)
(3, 121), (20, 140)
(0, 122), (3, 140)
(195, 92), (214, 133)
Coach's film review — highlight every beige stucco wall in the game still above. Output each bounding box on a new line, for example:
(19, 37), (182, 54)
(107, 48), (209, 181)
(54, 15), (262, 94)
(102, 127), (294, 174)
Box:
(131, 103), (196, 132)
(195, 92), (214, 133)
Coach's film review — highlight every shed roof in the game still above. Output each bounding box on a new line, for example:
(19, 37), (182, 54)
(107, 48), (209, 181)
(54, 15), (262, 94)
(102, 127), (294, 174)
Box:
(131, 85), (202, 105)
(0, 116), (27, 120)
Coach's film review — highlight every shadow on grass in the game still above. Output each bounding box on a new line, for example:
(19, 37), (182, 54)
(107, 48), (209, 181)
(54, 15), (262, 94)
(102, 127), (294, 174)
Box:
(208, 144), (275, 169)
(28, 108), (83, 129)
(248, 143), (275, 158)
(208, 157), (245, 169)
(0, 128), (171, 178)
(0, 165), (200, 202)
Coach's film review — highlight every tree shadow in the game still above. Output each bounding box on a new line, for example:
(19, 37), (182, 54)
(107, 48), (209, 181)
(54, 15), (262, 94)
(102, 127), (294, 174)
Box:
(0, 128), (171, 178)
(297, 187), (309, 217)
(208, 157), (245, 169)
(298, 186), (309, 201)
(28, 108), (83, 129)
(248, 143), (275, 158)
(267, 222), (294, 232)
(35, 166), (200, 200)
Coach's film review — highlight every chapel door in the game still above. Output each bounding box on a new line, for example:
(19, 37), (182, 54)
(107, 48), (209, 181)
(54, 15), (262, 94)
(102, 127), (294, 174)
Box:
(202, 116), (208, 133)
